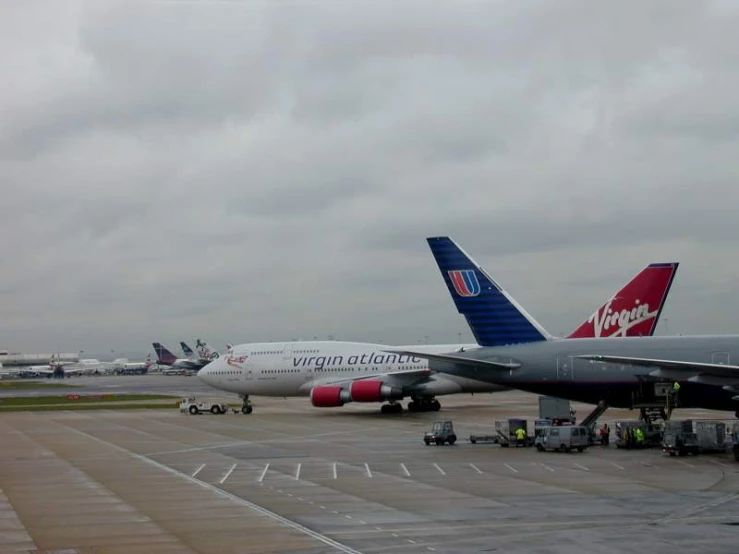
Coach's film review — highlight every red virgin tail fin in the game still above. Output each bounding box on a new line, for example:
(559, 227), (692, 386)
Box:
(568, 263), (678, 339)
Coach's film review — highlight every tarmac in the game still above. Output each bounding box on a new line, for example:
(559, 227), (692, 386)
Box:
(0, 376), (738, 553)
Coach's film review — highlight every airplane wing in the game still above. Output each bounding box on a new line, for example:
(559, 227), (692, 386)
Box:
(309, 368), (434, 390)
(575, 354), (739, 382)
(382, 349), (521, 370)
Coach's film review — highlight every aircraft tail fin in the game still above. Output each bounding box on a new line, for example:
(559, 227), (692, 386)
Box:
(153, 342), (178, 364)
(426, 236), (551, 347)
(568, 262), (678, 338)
(180, 342), (196, 359)
(196, 338), (220, 360)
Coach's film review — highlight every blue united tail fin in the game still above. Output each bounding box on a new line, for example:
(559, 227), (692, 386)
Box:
(427, 236), (551, 347)
(180, 342), (195, 358)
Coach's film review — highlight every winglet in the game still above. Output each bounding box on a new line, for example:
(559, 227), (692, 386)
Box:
(568, 262), (679, 338)
(426, 236), (551, 347)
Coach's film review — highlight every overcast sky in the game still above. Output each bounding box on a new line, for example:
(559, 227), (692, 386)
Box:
(2, 1), (739, 359)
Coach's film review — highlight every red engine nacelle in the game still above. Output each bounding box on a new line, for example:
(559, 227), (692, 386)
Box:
(310, 386), (350, 408)
(350, 380), (402, 403)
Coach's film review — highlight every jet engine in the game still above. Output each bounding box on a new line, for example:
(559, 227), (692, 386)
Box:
(310, 386), (351, 407)
(350, 380), (402, 403)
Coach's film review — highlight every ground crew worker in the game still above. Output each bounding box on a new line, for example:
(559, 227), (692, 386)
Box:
(600, 423), (610, 446)
(634, 427), (645, 447)
(515, 427), (526, 447)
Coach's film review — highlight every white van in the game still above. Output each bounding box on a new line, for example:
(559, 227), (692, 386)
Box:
(534, 425), (589, 453)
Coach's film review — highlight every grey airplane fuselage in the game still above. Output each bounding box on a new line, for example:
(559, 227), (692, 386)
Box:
(434, 335), (739, 412)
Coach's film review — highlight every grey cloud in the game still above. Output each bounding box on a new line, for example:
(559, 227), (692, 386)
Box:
(2, 1), (739, 356)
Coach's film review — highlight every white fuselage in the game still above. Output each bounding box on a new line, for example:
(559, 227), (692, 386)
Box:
(197, 341), (503, 399)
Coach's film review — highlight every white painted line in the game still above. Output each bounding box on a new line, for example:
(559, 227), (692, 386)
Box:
(677, 460), (695, 469)
(640, 461), (654, 468)
(220, 464), (237, 484)
(400, 463), (411, 477)
(295, 463), (302, 480)
(710, 459), (727, 467)
(541, 464), (555, 472)
(469, 463), (483, 474)
(320, 505), (326, 509)
(192, 464), (205, 477)
(504, 463), (518, 473)
(359, 521), (366, 525)
(433, 463), (445, 476)
(333, 511), (339, 514)
(59, 424), (363, 554)
(365, 463), (373, 478)
(345, 515), (352, 519)
(609, 462), (625, 470)
(333, 462), (337, 479)
(258, 463), (270, 483)
(408, 539), (417, 544)
(574, 463), (589, 472)
(392, 534), (399, 537)
(428, 548), (436, 552)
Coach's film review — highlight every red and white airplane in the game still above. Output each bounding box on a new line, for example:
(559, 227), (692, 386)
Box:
(198, 262), (677, 414)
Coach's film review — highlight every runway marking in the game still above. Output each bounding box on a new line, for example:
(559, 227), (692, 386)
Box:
(574, 463), (589, 472)
(654, 492), (739, 525)
(295, 463), (302, 480)
(320, 506), (326, 510)
(392, 534), (399, 537)
(709, 459), (727, 467)
(407, 539), (417, 544)
(433, 463), (445, 476)
(469, 463), (483, 474)
(541, 464), (555, 472)
(258, 464), (270, 483)
(427, 548), (436, 552)
(400, 463), (411, 477)
(676, 460), (695, 469)
(359, 521), (366, 525)
(365, 463), (373, 478)
(640, 461), (654, 468)
(192, 464), (205, 477)
(504, 463), (518, 473)
(58, 423), (364, 554)
(609, 462), (625, 470)
(333, 463), (338, 479)
(220, 464), (236, 484)
(345, 515), (353, 520)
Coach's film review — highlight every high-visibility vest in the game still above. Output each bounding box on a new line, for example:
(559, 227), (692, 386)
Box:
(515, 429), (525, 439)
(673, 382), (681, 391)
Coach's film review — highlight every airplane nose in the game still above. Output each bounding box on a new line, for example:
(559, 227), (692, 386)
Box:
(197, 360), (217, 385)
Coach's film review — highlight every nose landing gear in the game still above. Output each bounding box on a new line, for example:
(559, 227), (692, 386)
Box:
(241, 395), (253, 414)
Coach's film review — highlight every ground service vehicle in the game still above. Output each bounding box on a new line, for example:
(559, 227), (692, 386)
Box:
(495, 418), (533, 447)
(424, 421), (457, 445)
(535, 425), (589, 452)
(614, 420), (662, 449)
(539, 396), (574, 424)
(662, 429), (700, 457)
(179, 397), (229, 415)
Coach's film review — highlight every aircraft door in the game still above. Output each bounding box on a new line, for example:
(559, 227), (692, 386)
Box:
(711, 351), (729, 365)
(557, 356), (574, 381)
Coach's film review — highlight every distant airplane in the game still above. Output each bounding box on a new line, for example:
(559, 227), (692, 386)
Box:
(9, 355), (106, 378)
(389, 236), (739, 421)
(153, 343), (209, 371)
(197, 261), (676, 414)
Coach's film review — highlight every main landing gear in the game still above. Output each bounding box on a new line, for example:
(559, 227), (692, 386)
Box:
(241, 395), (253, 415)
(380, 402), (403, 414)
(407, 398), (441, 413)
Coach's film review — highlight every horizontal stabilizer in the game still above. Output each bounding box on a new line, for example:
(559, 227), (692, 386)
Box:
(383, 349), (520, 370)
(576, 354), (739, 379)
